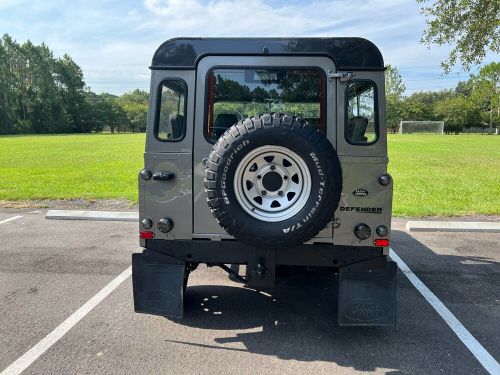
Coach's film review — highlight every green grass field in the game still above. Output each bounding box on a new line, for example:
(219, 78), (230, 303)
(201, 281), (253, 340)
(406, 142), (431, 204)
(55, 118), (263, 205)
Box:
(1, 133), (499, 216)
(0, 134), (144, 203)
(387, 134), (500, 216)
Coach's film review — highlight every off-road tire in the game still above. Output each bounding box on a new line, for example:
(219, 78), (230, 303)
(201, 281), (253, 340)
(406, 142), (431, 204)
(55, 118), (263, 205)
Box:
(204, 113), (342, 249)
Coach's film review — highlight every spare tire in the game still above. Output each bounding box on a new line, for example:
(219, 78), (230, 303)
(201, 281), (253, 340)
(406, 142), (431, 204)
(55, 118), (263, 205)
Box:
(204, 113), (342, 249)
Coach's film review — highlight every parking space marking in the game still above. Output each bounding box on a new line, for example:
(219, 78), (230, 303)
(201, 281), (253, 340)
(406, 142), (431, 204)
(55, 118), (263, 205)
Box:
(390, 248), (500, 375)
(0, 267), (131, 375)
(0, 216), (23, 225)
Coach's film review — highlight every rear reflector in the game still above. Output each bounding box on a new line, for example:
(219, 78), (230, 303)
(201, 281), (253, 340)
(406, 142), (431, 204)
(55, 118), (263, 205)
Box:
(374, 238), (389, 247)
(139, 231), (155, 239)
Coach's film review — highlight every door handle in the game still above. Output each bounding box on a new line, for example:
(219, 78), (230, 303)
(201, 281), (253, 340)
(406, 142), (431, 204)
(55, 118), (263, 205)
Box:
(152, 172), (175, 181)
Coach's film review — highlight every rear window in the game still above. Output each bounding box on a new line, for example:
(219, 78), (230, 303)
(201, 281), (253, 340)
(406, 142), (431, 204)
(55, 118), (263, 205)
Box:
(345, 80), (378, 145)
(206, 68), (325, 142)
(156, 79), (187, 142)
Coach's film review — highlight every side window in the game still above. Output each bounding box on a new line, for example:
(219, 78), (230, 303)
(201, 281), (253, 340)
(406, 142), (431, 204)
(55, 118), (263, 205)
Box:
(156, 79), (187, 141)
(345, 81), (378, 144)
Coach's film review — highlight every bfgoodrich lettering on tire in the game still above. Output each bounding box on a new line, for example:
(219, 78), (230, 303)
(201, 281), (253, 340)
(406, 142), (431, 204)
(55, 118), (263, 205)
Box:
(204, 113), (342, 249)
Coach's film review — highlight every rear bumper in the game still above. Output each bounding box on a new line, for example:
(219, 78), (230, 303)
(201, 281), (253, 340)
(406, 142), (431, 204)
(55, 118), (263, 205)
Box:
(143, 239), (384, 268)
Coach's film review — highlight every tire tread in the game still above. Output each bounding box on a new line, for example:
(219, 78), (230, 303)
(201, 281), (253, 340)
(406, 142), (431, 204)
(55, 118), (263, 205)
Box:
(204, 113), (342, 249)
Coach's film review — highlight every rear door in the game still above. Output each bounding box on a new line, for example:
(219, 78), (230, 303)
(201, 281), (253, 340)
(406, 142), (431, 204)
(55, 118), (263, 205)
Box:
(334, 71), (392, 246)
(192, 56), (336, 239)
(141, 70), (195, 240)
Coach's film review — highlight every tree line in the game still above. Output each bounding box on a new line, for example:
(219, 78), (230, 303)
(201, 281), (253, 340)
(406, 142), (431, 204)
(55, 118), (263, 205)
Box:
(1, 33), (498, 136)
(386, 62), (499, 134)
(0, 34), (148, 135)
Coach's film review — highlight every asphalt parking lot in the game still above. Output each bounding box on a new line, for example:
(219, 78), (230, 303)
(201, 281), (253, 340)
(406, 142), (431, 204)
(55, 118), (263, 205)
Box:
(1, 209), (499, 374)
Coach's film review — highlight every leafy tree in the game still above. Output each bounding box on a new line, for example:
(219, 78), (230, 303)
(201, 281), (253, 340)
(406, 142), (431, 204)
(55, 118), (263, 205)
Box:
(434, 95), (481, 134)
(24, 41), (68, 133)
(214, 74), (251, 101)
(0, 34), (88, 134)
(470, 62), (499, 134)
(55, 54), (87, 132)
(385, 65), (406, 98)
(252, 87), (268, 102)
(417, 0), (500, 72)
(455, 80), (474, 97)
(400, 90), (454, 123)
(0, 36), (16, 134)
(119, 89), (149, 132)
(278, 70), (322, 102)
(92, 93), (128, 133)
(84, 93), (128, 133)
(81, 92), (106, 132)
(385, 65), (406, 132)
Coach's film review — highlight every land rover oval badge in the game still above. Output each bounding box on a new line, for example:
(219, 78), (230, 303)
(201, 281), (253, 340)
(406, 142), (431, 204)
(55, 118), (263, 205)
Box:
(353, 188), (369, 197)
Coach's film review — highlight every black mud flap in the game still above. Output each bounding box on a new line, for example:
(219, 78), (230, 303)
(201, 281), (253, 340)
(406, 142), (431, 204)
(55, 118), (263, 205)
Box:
(132, 250), (186, 318)
(338, 257), (397, 326)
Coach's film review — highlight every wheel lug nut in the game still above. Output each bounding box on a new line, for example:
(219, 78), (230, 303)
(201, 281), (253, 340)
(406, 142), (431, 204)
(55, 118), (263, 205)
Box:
(262, 191), (267, 195)
(270, 165), (276, 170)
(283, 176), (288, 180)
(257, 175), (262, 179)
(278, 191), (283, 196)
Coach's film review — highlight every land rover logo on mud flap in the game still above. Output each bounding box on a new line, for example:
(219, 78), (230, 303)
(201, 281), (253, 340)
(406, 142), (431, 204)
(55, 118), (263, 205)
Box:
(353, 188), (368, 197)
(343, 299), (390, 322)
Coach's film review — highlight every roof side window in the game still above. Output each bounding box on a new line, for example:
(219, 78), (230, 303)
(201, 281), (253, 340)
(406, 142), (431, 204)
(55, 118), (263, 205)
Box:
(345, 80), (378, 145)
(156, 79), (187, 142)
(206, 68), (325, 142)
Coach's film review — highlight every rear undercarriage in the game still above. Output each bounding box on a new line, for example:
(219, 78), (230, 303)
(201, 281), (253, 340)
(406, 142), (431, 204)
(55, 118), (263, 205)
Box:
(132, 241), (396, 326)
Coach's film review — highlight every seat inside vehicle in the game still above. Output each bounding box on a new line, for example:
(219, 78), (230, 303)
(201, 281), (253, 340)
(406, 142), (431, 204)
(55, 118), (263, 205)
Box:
(170, 114), (185, 140)
(347, 116), (368, 143)
(213, 113), (239, 137)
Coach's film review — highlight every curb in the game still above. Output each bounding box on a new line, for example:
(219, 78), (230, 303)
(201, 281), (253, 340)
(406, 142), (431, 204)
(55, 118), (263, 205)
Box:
(44, 211), (500, 233)
(46, 210), (138, 222)
(406, 221), (500, 233)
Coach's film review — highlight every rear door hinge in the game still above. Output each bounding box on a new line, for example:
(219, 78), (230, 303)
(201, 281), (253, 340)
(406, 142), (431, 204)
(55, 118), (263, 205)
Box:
(328, 71), (355, 83)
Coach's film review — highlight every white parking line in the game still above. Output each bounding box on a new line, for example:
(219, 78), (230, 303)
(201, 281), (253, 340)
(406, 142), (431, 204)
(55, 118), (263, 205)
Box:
(0, 216), (23, 225)
(390, 248), (500, 375)
(45, 210), (138, 222)
(406, 220), (500, 233)
(0, 267), (132, 375)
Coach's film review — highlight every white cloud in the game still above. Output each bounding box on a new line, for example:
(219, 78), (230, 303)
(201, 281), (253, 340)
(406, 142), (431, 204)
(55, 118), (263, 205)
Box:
(139, 0), (467, 95)
(1, 0), (491, 95)
(141, 0), (407, 38)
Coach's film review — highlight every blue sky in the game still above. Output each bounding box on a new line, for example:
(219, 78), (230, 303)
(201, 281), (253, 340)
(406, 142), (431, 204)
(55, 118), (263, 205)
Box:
(0, 0), (495, 95)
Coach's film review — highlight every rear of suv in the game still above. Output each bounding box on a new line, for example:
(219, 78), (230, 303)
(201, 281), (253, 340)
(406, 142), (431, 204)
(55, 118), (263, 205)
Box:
(133, 37), (396, 326)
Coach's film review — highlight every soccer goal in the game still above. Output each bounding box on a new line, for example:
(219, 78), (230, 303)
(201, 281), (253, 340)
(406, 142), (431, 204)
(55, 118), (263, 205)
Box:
(398, 121), (444, 134)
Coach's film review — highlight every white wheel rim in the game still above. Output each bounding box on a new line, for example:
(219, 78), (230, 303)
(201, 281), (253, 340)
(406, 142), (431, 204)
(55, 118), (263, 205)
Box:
(233, 145), (312, 222)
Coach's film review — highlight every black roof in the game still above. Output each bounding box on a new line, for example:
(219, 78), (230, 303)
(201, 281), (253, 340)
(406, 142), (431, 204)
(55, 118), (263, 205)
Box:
(152, 37), (384, 71)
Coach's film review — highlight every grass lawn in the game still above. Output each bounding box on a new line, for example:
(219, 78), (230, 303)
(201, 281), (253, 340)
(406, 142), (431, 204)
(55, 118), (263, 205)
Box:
(0, 133), (144, 203)
(387, 134), (500, 216)
(1, 133), (499, 216)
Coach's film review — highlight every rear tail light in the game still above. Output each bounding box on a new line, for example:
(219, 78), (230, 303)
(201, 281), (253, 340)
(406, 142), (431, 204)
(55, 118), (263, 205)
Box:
(139, 231), (155, 239)
(374, 238), (389, 247)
